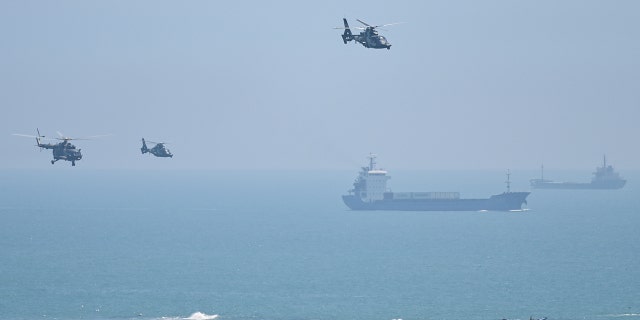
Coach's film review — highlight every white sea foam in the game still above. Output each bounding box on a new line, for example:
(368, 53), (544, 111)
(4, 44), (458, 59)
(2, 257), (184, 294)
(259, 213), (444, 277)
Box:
(183, 312), (219, 320)
(602, 314), (640, 318)
(159, 312), (219, 320)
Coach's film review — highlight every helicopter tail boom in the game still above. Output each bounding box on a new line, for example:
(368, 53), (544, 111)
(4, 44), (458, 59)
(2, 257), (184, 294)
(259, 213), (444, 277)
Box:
(141, 138), (149, 154)
(341, 18), (354, 44)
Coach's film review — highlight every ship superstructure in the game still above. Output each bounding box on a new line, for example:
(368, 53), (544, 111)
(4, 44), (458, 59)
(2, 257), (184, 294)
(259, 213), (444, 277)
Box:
(348, 154), (391, 202)
(342, 154), (530, 211)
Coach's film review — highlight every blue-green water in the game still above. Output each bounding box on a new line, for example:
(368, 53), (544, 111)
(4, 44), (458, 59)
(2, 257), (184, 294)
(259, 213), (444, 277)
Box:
(1, 170), (639, 320)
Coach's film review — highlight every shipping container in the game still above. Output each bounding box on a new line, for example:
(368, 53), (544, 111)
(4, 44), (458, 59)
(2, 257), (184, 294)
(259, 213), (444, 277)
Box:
(392, 192), (412, 199)
(391, 192), (460, 200)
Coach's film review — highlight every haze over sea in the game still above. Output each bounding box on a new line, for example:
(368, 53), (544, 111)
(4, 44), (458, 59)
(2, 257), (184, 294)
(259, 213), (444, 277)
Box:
(1, 169), (639, 320)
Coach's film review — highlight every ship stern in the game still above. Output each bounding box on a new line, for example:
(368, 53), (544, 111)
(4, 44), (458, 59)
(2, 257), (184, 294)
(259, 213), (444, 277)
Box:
(342, 194), (367, 210)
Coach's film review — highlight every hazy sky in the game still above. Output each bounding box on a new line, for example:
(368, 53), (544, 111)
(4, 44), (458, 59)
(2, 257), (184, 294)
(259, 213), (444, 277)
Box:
(2, 0), (639, 170)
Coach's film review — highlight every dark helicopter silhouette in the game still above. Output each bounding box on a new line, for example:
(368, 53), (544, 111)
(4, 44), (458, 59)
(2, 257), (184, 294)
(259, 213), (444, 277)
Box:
(335, 18), (403, 49)
(13, 129), (109, 166)
(141, 138), (172, 158)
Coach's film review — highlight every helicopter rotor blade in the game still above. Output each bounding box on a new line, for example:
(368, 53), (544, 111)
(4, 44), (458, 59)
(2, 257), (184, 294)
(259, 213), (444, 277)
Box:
(12, 133), (57, 141)
(55, 131), (76, 141)
(334, 26), (365, 30)
(12, 133), (39, 138)
(356, 19), (371, 27)
(355, 19), (405, 29)
(377, 22), (405, 28)
(146, 140), (169, 145)
(80, 134), (114, 139)
(54, 133), (113, 141)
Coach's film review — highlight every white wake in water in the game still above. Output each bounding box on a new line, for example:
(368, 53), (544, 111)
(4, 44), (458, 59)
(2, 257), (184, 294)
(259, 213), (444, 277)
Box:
(160, 312), (218, 320)
(184, 312), (219, 320)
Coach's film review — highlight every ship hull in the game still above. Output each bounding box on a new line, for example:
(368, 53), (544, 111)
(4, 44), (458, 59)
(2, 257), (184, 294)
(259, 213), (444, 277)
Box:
(342, 192), (530, 211)
(531, 180), (626, 190)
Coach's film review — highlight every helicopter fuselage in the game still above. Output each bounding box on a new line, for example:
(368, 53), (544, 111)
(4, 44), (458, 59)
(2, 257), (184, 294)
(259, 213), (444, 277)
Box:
(38, 140), (82, 166)
(149, 144), (172, 157)
(354, 29), (391, 49)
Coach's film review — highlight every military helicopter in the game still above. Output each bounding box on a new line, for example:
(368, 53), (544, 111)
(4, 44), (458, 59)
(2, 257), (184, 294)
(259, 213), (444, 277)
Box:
(141, 138), (173, 158)
(13, 129), (109, 166)
(335, 18), (403, 49)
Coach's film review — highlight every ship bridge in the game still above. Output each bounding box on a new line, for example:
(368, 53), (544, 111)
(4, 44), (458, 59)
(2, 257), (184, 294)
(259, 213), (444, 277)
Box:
(351, 154), (391, 202)
(362, 169), (390, 202)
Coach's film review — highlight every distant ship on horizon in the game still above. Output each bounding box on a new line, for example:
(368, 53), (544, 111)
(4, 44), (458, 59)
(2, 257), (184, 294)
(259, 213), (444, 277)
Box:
(530, 156), (626, 190)
(342, 154), (530, 211)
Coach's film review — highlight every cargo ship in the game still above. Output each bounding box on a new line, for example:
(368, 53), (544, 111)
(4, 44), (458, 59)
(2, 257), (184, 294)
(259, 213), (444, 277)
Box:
(530, 156), (626, 189)
(342, 155), (530, 211)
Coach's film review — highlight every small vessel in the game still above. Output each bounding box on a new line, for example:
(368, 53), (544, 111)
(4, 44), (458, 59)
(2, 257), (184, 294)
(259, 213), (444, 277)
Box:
(342, 154), (530, 211)
(530, 156), (626, 189)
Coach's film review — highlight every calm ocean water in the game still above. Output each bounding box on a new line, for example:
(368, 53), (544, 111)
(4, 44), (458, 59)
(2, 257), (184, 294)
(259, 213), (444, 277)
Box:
(1, 169), (639, 320)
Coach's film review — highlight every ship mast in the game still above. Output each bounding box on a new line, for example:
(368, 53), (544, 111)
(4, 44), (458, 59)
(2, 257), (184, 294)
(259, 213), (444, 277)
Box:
(368, 153), (377, 171)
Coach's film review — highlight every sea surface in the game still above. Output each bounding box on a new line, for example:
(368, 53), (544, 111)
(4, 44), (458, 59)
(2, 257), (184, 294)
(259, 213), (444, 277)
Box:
(1, 169), (639, 320)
